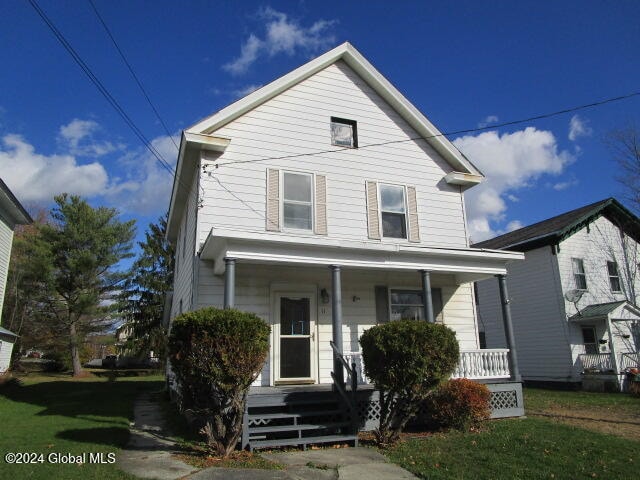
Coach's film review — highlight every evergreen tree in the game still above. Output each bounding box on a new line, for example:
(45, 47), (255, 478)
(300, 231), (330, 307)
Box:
(37, 194), (135, 376)
(118, 215), (174, 361)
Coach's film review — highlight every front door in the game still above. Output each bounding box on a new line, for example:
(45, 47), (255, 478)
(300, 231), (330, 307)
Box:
(275, 294), (316, 384)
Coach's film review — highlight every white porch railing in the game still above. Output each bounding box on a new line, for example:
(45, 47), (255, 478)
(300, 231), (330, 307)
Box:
(452, 349), (511, 380)
(579, 353), (614, 371)
(345, 349), (512, 384)
(619, 352), (640, 370)
(578, 352), (640, 372)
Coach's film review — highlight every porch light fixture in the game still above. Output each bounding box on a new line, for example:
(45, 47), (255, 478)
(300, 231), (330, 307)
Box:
(598, 339), (608, 345)
(352, 296), (360, 302)
(622, 334), (631, 339)
(320, 288), (330, 304)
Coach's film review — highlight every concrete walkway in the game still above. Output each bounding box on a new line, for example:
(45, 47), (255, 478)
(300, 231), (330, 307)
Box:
(118, 394), (416, 480)
(117, 393), (197, 480)
(191, 448), (417, 480)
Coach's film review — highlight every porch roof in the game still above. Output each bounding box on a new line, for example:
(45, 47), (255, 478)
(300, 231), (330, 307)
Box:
(200, 228), (524, 283)
(569, 300), (640, 323)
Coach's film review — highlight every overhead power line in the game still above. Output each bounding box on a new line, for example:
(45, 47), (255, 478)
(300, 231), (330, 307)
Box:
(213, 89), (640, 168)
(27, 0), (195, 201)
(86, 0), (179, 151)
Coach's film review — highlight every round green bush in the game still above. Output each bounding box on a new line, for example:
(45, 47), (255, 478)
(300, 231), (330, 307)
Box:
(168, 307), (270, 408)
(360, 320), (460, 395)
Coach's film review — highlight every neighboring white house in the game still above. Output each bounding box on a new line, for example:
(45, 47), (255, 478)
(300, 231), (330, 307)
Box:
(475, 198), (640, 391)
(0, 178), (32, 373)
(166, 42), (525, 448)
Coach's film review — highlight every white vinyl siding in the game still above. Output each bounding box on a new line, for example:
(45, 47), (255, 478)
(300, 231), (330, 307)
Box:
(170, 172), (198, 322)
(477, 246), (573, 382)
(0, 218), (14, 321)
(197, 61), (468, 248)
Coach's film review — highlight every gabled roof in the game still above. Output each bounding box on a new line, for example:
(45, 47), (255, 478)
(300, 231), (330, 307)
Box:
(568, 300), (640, 322)
(167, 42), (484, 242)
(0, 178), (32, 227)
(187, 42), (482, 177)
(473, 198), (640, 251)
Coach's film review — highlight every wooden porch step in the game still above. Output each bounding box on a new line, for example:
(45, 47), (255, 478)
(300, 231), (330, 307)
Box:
(247, 409), (343, 421)
(249, 434), (358, 451)
(248, 422), (349, 435)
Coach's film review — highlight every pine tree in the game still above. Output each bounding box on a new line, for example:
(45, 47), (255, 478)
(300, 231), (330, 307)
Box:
(118, 215), (174, 361)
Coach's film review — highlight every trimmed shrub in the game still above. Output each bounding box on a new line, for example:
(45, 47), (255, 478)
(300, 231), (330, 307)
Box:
(360, 320), (459, 446)
(168, 307), (270, 456)
(424, 378), (491, 431)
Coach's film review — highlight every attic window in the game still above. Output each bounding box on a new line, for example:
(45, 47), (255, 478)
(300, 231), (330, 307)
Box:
(330, 117), (358, 148)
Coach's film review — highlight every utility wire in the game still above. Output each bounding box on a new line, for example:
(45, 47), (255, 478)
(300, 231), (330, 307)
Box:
(27, 0), (194, 199)
(86, 0), (179, 151)
(213, 89), (640, 168)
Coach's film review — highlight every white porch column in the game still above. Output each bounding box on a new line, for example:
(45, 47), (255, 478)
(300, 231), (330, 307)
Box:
(330, 265), (345, 386)
(420, 270), (435, 323)
(605, 315), (621, 378)
(223, 258), (236, 309)
(497, 274), (522, 382)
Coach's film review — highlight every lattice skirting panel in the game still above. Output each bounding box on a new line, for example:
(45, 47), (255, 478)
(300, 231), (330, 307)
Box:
(353, 382), (524, 431)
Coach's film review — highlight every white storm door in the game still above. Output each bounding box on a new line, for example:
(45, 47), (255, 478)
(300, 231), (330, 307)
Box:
(275, 294), (317, 383)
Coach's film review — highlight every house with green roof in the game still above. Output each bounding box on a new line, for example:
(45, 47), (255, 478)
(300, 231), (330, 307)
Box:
(474, 198), (640, 391)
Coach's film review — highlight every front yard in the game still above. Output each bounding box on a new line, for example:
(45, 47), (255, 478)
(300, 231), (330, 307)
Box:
(0, 372), (163, 480)
(385, 387), (639, 480)
(2, 377), (639, 480)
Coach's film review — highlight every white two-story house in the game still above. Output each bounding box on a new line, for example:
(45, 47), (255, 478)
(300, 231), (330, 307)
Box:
(166, 42), (524, 449)
(475, 198), (640, 392)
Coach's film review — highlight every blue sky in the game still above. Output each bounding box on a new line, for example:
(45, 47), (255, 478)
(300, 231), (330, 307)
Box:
(1, 0), (639, 245)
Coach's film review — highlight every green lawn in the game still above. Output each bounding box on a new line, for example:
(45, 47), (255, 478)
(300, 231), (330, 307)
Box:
(524, 387), (638, 413)
(385, 388), (640, 480)
(0, 373), (164, 480)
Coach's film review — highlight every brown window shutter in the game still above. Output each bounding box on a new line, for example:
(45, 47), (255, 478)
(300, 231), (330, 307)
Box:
(407, 186), (420, 242)
(314, 174), (328, 235)
(375, 286), (390, 323)
(266, 168), (280, 231)
(366, 181), (380, 239)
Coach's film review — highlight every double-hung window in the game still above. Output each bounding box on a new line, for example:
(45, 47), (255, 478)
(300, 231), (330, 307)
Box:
(379, 184), (407, 239)
(607, 261), (622, 292)
(283, 172), (313, 230)
(390, 290), (424, 321)
(572, 258), (587, 290)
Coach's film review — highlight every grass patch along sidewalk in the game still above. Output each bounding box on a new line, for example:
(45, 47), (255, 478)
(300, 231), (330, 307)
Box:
(385, 417), (638, 480)
(0, 372), (164, 480)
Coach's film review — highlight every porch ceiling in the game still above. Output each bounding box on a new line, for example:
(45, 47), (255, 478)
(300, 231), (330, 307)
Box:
(200, 228), (523, 284)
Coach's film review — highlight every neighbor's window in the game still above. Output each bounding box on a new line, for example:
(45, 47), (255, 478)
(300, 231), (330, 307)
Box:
(390, 289), (425, 321)
(330, 117), (358, 148)
(283, 172), (313, 230)
(607, 261), (622, 292)
(572, 258), (587, 290)
(380, 184), (407, 238)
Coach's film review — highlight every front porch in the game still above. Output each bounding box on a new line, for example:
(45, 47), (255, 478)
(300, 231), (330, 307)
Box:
(200, 230), (525, 449)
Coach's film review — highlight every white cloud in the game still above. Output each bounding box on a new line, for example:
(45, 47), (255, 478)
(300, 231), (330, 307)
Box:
(105, 134), (178, 215)
(478, 115), (499, 128)
(58, 118), (122, 157)
(504, 220), (523, 232)
(0, 134), (109, 203)
(233, 84), (263, 98)
(223, 8), (337, 75)
(568, 114), (592, 141)
(454, 127), (574, 242)
(552, 178), (579, 191)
